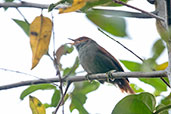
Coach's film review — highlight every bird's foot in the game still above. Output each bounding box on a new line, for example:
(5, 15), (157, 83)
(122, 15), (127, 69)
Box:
(85, 74), (93, 82)
(106, 70), (116, 82)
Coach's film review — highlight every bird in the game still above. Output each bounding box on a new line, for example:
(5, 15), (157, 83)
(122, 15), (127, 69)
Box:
(69, 36), (135, 94)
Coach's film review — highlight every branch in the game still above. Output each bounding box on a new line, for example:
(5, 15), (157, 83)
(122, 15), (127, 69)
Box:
(92, 8), (157, 19)
(0, 1), (57, 9)
(0, 70), (167, 90)
(0, 2), (161, 19)
(112, 0), (164, 21)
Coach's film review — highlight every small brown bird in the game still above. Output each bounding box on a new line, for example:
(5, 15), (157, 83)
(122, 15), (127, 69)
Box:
(70, 36), (135, 94)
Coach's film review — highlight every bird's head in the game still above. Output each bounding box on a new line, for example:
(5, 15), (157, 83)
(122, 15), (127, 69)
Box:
(69, 36), (93, 51)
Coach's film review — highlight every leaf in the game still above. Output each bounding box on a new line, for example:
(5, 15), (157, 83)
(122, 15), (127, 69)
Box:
(44, 89), (61, 108)
(29, 96), (46, 114)
(59, 0), (87, 14)
(30, 15), (52, 69)
(130, 83), (144, 93)
(63, 57), (79, 76)
(70, 92), (88, 114)
(155, 62), (168, 70)
(13, 19), (30, 36)
(112, 92), (156, 114)
(141, 58), (157, 72)
(70, 81), (99, 113)
(155, 104), (169, 114)
(156, 20), (169, 42)
(86, 12), (127, 37)
(5, 0), (14, 2)
(120, 60), (141, 71)
(139, 78), (167, 96)
(156, 94), (171, 114)
(161, 93), (171, 105)
(51, 89), (60, 107)
(121, 59), (167, 95)
(139, 59), (167, 95)
(48, 3), (57, 12)
(20, 84), (56, 100)
(56, 44), (74, 67)
(152, 39), (165, 60)
(82, 0), (128, 11)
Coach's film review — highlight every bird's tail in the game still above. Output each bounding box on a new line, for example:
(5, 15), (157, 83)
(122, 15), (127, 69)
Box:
(115, 79), (135, 94)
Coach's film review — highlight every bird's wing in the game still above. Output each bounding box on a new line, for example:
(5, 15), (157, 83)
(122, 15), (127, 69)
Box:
(97, 45), (124, 72)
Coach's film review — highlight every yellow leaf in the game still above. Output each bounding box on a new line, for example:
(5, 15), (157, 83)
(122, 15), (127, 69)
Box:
(155, 62), (168, 70)
(30, 15), (52, 69)
(29, 96), (46, 114)
(59, 0), (87, 14)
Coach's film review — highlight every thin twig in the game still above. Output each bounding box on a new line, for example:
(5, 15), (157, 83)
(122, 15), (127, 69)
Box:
(51, 12), (56, 54)
(0, 70), (167, 90)
(91, 8), (158, 18)
(112, 0), (164, 21)
(0, 67), (59, 87)
(98, 28), (144, 62)
(54, 82), (71, 114)
(16, 8), (29, 24)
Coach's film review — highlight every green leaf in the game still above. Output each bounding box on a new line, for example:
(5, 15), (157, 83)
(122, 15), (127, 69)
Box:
(13, 19), (30, 36)
(112, 92), (156, 114)
(161, 94), (171, 105)
(139, 59), (167, 95)
(152, 39), (165, 60)
(70, 81), (100, 113)
(70, 92), (88, 114)
(120, 60), (141, 71)
(120, 59), (167, 95)
(48, 3), (57, 12)
(20, 84), (56, 100)
(48, 0), (69, 12)
(44, 89), (61, 108)
(130, 83), (144, 93)
(63, 57), (79, 76)
(155, 104), (169, 114)
(5, 0), (14, 2)
(51, 89), (60, 107)
(86, 11), (127, 37)
(139, 78), (167, 96)
(155, 94), (171, 114)
(82, 0), (128, 11)
(141, 58), (157, 72)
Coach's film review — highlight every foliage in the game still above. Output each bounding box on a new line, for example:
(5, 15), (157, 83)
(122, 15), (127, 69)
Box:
(112, 92), (171, 114)
(12, 19), (30, 36)
(29, 96), (46, 114)
(30, 15), (52, 69)
(112, 92), (156, 114)
(2, 0), (171, 114)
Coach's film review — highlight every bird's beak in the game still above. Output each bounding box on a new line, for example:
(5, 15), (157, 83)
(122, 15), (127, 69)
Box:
(68, 38), (76, 45)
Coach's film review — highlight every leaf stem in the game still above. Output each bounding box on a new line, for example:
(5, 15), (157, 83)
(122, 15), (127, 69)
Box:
(154, 104), (171, 114)
(54, 82), (71, 114)
(16, 8), (29, 24)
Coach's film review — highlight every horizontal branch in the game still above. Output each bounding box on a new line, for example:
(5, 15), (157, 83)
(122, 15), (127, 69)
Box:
(0, 70), (167, 90)
(0, 1), (57, 9)
(91, 9), (157, 18)
(0, 2), (161, 19)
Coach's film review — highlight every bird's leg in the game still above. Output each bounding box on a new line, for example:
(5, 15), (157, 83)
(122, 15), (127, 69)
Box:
(85, 73), (93, 82)
(106, 70), (116, 82)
